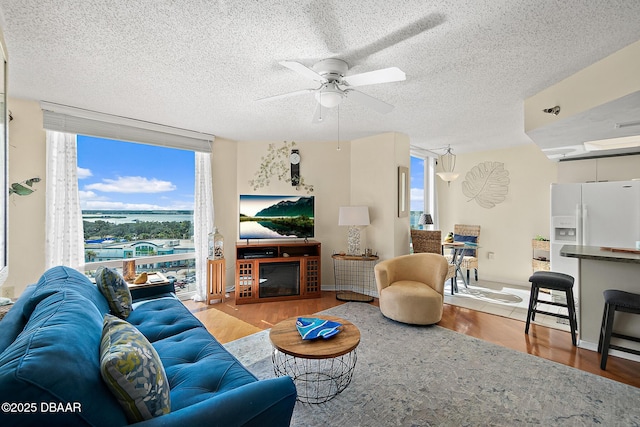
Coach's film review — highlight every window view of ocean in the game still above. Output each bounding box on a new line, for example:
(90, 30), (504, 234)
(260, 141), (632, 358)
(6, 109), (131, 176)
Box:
(82, 210), (193, 224)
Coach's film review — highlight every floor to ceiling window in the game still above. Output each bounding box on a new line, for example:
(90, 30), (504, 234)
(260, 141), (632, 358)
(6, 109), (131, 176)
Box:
(410, 153), (437, 230)
(410, 155), (426, 229)
(77, 136), (197, 298)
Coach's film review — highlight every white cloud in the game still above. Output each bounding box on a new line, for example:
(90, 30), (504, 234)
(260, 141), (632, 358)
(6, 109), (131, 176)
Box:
(83, 201), (194, 211)
(84, 176), (176, 193)
(77, 167), (93, 179)
(84, 201), (167, 210)
(78, 190), (98, 199)
(410, 187), (425, 211)
(410, 187), (424, 202)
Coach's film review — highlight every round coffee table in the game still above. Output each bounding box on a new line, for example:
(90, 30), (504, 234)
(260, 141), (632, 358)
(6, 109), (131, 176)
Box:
(269, 315), (360, 403)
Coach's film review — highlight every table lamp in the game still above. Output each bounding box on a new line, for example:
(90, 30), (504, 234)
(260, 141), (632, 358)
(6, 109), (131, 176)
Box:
(339, 206), (370, 255)
(418, 213), (433, 229)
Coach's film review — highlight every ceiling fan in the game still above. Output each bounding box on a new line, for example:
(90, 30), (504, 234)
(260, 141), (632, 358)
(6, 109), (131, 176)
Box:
(258, 58), (406, 122)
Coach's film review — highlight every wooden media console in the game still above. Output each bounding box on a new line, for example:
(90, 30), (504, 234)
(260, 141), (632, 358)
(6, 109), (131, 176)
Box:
(235, 240), (321, 304)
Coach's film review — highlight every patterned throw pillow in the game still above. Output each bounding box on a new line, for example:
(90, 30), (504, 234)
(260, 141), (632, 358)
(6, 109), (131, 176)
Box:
(453, 234), (478, 257)
(99, 314), (170, 422)
(95, 266), (132, 319)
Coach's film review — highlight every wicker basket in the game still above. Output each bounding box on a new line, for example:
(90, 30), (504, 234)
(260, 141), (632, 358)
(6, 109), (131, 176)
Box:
(532, 239), (550, 251)
(532, 258), (550, 272)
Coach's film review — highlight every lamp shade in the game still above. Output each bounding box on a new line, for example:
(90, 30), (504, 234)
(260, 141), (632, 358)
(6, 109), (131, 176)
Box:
(338, 206), (370, 226)
(418, 213), (433, 225)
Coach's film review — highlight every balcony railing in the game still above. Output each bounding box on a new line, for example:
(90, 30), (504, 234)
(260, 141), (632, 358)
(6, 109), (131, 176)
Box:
(82, 252), (196, 272)
(82, 252), (199, 299)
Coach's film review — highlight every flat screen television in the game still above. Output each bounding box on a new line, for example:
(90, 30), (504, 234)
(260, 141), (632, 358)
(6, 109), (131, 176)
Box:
(239, 195), (314, 240)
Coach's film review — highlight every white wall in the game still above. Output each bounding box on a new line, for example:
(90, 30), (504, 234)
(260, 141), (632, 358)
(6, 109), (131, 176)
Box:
(438, 143), (557, 286)
(557, 154), (640, 183)
(5, 98), (47, 296)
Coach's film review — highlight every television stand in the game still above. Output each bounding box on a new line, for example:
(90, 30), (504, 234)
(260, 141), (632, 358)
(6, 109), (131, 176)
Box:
(235, 240), (321, 304)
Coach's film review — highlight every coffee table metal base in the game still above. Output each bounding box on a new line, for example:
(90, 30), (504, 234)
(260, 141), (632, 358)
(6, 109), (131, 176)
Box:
(271, 348), (357, 404)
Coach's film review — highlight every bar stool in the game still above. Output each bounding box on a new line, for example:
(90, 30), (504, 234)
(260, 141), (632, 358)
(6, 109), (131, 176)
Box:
(525, 271), (578, 346)
(597, 289), (640, 370)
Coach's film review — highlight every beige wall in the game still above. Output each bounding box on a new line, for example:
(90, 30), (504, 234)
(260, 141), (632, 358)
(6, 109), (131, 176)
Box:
(235, 139), (352, 286)
(350, 132), (410, 261)
(211, 137), (238, 290)
(525, 39), (640, 132)
(438, 143), (557, 286)
(6, 98), (47, 295)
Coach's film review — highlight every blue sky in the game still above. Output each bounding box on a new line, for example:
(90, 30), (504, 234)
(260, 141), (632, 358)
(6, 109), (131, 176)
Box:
(77, 136), (195, 211)
(410, 156), (424, 212)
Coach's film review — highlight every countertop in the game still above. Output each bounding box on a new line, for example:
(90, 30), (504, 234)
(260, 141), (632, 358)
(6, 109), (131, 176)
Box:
(560, 245), (640, 264)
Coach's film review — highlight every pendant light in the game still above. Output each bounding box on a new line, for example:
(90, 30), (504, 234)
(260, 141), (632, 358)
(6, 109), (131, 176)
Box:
(436, 146), (460, 185)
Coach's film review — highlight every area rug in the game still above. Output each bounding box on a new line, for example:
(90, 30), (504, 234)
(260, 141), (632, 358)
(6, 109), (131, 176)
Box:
(224, 302), (640, 426)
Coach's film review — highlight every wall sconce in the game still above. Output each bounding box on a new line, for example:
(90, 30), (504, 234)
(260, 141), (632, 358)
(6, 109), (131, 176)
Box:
(9, 177), (41, 196)
(338, 206), (370, 255)
(436, 146), (460, 185)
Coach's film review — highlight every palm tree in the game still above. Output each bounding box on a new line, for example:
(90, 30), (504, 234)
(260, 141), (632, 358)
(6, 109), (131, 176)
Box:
(85, 250), (97, 262)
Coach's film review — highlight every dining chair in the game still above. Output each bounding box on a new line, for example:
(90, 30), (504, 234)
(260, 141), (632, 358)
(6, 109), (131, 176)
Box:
(444, 224), (480, 282)
(410, 229), (456, 289)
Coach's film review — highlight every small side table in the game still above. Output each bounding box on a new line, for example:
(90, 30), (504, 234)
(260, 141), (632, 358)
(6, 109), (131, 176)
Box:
(332, 254), (379, 302)
(206, 258), (225, 304)
(269, 315), (360, 403)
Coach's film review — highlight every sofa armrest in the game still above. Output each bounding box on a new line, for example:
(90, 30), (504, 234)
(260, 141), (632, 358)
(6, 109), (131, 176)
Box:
(132, 376), (296, 427)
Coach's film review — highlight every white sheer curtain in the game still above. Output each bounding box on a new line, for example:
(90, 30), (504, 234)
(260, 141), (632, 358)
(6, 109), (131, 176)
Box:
(428, 156), (439, 230)
(192, 151), (214, 301)
(45, 131), (84, 270)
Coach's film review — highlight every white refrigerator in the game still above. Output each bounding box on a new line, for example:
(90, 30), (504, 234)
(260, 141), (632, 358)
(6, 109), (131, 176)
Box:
(550, 180), (640, 295)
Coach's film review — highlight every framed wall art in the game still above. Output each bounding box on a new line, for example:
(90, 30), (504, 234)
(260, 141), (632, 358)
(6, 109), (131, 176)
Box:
(398, 166), (409, 218)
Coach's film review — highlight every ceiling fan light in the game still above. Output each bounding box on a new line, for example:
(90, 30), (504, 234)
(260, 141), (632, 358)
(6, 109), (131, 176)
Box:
(315, 82), (344, 108)
(315, 90), (343, 108)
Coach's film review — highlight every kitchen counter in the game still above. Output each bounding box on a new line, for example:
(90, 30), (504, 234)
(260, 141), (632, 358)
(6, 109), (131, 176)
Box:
(560, 245), (640, 264)
(560, 244), (640, 359)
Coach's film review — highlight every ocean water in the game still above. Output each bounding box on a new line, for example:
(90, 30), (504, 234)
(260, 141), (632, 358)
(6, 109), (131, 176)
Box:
(82, 211), (193, 224)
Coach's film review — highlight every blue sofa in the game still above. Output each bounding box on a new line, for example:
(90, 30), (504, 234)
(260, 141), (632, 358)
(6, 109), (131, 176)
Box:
(0, 266), (296, 426)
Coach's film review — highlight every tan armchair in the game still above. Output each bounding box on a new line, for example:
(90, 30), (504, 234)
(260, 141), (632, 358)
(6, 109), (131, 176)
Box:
(410, 229), (456, 289)
(374, 253), (449, 325)
(444, 224), (480, 282)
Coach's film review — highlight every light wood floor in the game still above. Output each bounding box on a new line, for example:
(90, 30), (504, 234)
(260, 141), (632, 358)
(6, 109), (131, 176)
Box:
(183, 291), (640, 389)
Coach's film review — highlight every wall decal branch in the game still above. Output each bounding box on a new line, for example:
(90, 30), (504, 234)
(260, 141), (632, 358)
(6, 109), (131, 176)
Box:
(249, 141), (314, 193)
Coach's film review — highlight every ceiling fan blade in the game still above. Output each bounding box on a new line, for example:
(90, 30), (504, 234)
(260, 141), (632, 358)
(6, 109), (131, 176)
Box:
(342, 67), (406, 87)
(279, 61), (327, 83)
(346, 89), (394, 114)
(256, 88), (315, 102)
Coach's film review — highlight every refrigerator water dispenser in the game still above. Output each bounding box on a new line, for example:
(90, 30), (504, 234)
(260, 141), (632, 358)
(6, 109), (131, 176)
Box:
(552, 216), (578, 243)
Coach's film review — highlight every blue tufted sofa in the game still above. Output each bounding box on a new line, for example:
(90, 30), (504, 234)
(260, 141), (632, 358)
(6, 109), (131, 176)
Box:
(0, 266), (296, 426)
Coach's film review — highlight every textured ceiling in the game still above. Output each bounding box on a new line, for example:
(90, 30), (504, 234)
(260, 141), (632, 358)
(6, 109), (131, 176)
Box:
(1, 0), (640, 154)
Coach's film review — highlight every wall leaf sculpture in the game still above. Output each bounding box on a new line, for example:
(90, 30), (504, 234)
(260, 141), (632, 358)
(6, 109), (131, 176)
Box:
(462, 161), (510, 208)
